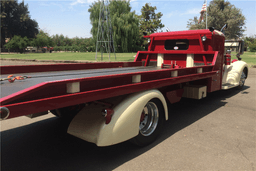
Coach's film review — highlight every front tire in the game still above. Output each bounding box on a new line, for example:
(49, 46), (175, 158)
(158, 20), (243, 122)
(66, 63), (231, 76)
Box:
(130, 98), (165, 146)
(236, 68), (247, 90)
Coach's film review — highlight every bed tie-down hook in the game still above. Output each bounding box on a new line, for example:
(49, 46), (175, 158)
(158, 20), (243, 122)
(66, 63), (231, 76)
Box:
(0, 75), (31, 83)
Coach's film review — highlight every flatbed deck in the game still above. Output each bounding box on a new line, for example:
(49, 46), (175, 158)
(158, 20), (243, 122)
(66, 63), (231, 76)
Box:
(1, 66), (159, 98)
(1, 62), (217, 119)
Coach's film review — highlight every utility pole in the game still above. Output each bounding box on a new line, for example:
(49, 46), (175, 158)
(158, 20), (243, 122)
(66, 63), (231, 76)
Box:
(206, 0), (207, 29)
(95, 0), (116, 61)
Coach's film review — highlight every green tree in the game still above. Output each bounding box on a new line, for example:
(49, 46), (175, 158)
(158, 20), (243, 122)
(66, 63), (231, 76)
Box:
(249, 42), (256, 52)
(187, 16), (205, 30)
(136, 3), (165, 50)
(71, 44), (79, 52)
(244, 35), (256, 52)
(32, 30), (54, 52)
(244, 35), (256, 47)
(52, 34), (66, 46)
(4, 35), (29, 53)
(1, 0), (39, 48)
(138, 3), (165, 35)
(88, 0), (140, 52)
(64, 36), (72, 46)
(83, 37), (95, 52)
(187, 0), (245, 39)
(72, 37), (83, 46)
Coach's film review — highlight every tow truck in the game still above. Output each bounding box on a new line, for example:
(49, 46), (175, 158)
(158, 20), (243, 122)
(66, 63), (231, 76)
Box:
(0, 28), (248, 146)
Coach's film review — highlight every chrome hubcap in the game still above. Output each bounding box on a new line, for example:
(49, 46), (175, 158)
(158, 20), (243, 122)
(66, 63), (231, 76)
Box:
(139, 102), (159, 136)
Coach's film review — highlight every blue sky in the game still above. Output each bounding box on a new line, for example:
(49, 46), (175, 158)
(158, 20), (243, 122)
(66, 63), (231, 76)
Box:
(22, 0), (255, 38)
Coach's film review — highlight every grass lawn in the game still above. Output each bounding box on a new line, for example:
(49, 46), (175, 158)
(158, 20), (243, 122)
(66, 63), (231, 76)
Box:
(1, 51), (255, 66)
(231, 51), (256, 66)
(0, 52), (137, 62)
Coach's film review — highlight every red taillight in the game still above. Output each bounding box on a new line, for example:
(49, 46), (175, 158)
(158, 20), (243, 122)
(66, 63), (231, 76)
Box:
(225, 53), (231, 65)
(102, 108), (114, 124)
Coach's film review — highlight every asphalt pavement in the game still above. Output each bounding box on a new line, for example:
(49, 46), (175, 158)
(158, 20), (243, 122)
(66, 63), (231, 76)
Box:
(1, 61), (255, 171)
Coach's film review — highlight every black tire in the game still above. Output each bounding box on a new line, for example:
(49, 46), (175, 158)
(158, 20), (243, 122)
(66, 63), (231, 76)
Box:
(130, 98), (165, 146)
(236, 68), (247, 90)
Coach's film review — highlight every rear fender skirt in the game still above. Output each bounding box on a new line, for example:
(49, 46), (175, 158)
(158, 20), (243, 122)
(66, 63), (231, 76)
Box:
(67, 89), (168, 146)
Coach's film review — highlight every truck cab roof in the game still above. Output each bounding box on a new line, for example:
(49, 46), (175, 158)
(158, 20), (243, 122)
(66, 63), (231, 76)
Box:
(145, 29), (225, 38)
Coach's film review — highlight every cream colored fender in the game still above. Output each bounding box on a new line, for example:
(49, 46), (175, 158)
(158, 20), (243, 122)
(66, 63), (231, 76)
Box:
(67, 89), (168, 146)
(222, 61), (248, 89)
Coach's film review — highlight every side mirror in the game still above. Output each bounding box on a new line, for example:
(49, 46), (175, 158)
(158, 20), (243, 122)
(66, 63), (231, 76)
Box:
(220, 24), (228, 32)
(236, 41), (244, 60)
(220, 24), (227, 35)
(238, 41), (244, 55)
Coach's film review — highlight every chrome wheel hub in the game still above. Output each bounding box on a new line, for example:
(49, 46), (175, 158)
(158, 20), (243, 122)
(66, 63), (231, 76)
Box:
(139, 102), (159, 136)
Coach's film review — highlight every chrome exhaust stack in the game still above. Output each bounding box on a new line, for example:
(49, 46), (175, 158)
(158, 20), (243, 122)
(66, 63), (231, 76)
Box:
(0, 107), (10, 120)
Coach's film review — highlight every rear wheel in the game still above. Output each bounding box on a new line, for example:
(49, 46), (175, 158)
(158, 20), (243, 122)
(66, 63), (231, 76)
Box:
(130, 98), (165, 146)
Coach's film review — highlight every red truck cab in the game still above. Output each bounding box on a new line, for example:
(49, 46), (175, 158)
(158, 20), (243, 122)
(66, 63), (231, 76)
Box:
(135, 29), (226, 92)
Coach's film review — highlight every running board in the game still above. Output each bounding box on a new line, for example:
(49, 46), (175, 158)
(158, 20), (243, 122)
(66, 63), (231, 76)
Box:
(222, 83), (239, 90)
